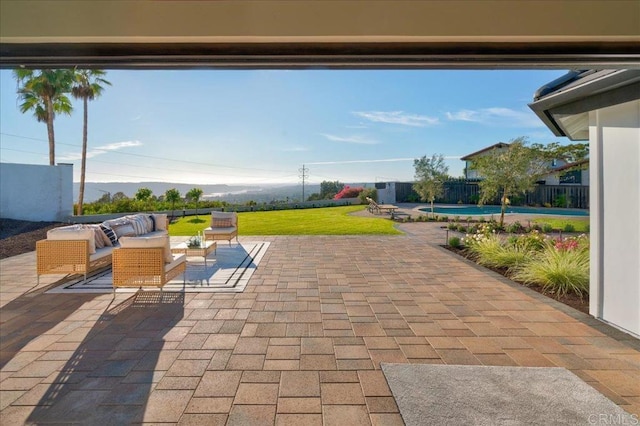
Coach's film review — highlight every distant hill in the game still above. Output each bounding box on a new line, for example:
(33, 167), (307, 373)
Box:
(75, 181), (375, 203)
(74, 182), (260, 202)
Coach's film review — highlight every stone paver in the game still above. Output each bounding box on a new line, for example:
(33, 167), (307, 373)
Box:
(1, 222), (639, 424)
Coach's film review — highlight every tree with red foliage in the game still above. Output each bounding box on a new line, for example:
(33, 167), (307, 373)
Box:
(334, 186), (364, 200)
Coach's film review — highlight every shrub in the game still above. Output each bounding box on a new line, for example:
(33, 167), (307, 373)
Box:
(506, 221), (525, 234)
(512, 230), (547, 251)
(448, 222), (458, 230)
(554, 194), (568, 208)
(512, 241), (589, 298)
(448, 236), (462, 248)
(457, 225), (467, 232)
(563, 223), (576, 233)
(334, 185), (364, 200)
(478, 216), (486, 223)
(359, 188), (377, 203)
(476, 236), (529, 270)
(541, 223), (554, 233)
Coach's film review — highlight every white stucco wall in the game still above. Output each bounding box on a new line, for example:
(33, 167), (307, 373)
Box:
(0, 163), (73, 222)
(376, 182), (397, 204)
(589, 100), (640, 337)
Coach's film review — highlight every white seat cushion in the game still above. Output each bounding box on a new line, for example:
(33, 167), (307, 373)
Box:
(89, 246), (113, 262)
(165, 254), (186, 272)
(47, 225), (96, 254)
(204, 227), (236, 235)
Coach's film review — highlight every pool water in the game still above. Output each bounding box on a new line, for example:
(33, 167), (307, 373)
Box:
(419, 205), (589, 217)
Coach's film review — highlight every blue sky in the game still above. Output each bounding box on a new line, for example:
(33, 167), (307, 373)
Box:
(0, 69), (567, 185)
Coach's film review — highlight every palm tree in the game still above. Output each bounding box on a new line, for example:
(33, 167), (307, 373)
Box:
(14, 69), (74, 165)
(186, 187), (204, 217)
(165, 188), (182, 221)
(71, 69), (111, 215)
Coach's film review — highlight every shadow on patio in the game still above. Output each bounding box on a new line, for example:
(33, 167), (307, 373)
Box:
(25, 291), (184, 424)
(1, 283), (101, 371)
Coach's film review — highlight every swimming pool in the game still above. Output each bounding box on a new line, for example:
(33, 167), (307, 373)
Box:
(419, 205), (589, 217)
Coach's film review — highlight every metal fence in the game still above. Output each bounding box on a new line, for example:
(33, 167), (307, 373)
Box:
(395, 181), (589, 209)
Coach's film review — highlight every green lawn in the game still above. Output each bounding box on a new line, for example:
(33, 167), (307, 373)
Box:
(532, 217), (590, 232)
(168, 205), (402, 236)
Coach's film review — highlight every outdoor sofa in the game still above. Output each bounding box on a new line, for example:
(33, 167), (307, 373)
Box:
(36, 213), (185, 289)
(203, 211), (238, 245)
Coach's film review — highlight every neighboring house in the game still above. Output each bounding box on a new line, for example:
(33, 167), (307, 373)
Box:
(460, 142), (510, 179)
(540, 159), (589, 186)
(530, 69), (640, 337)
(460, 142), (567, 180)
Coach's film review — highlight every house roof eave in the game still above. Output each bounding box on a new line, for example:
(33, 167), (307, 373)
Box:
(460, 142), (510, 161)
(529, 69), (640, 140)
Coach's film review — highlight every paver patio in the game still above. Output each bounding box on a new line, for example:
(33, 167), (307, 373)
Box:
(1, 222), (638, 424)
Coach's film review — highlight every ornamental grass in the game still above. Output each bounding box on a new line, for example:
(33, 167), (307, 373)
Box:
(463, 228), (590, 298)
(512, 240), (590, 298)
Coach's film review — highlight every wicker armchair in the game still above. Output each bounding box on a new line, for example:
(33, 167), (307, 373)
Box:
(112, 247), (186, 290)
(203, 211), (238, 245)
(36, 239), (112, 285)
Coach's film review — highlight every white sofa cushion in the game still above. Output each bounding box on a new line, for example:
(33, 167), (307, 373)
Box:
(118, 234), (173, 263)
(47, 225), (96, 254)
(152, 214), (168, 231)
(89, 246), (113, 262)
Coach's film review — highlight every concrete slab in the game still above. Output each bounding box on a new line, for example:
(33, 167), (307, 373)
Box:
(381, 363), (635, 426)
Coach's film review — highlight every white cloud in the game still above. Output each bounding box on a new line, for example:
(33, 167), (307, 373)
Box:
(352, 111), (439, 127)
(446, 107), (544, 128)
(321, 134), (379, 145)
(58, 140), (143, 161)
(445, 110), (480, 122)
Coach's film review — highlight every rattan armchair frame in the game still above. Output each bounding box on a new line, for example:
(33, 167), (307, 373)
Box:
(112, 247), (185, 291)
(36, 239), (112, 285)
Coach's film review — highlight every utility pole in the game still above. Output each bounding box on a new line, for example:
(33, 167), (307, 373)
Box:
(299, 164), (309, 201)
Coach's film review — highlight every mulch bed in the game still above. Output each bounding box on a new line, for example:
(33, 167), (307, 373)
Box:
(443, 245), (589, 315)
(0, 219), (66, 260)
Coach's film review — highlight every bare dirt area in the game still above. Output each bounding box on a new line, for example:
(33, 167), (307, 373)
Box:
(0, 219), (66, 259)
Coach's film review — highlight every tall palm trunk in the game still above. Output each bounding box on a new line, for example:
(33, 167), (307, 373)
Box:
(45, 96), (55, 165)
(77, 97), (88, 215)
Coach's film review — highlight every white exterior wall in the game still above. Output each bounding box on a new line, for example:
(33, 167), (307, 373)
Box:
(589, 100), (640, 337)
(0, 163), (73, 222)
(465, 161), (480, 179)
(376, 182), (397, 204)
